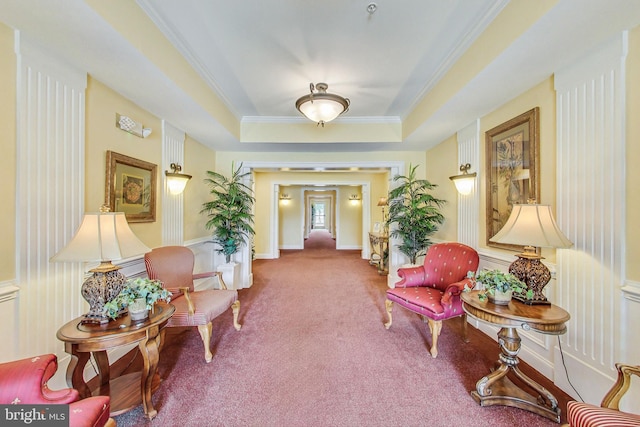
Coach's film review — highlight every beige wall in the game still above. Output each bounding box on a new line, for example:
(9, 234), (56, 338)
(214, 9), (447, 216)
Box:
(426, 134), (458, 242)
(627, 26), (640, 282)
(184, 135), (216, 242)
(85, 76), (164, 247)
(0, 23), (16, 281)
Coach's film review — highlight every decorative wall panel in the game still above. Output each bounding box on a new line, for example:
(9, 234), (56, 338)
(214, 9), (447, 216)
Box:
(162, 120), (186, 245)
(457, 119), (480, 248)
(554, 33), (627, 402)
(15, 37), (87, 358)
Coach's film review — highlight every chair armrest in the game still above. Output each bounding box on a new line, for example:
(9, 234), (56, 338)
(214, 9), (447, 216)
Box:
(179, 287), (196, 315)
(601, 363), (640, 409)
(193, 271), (228, 290)
(0, 355), (79, 405)
(441, 278), (475, 305)
(395, 266), (426, 288)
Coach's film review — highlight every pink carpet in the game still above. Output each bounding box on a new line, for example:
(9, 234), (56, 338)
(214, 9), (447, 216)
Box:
(115, 230), (558, 426)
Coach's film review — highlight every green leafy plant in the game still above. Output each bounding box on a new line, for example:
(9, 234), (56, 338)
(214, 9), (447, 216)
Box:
(386, 164), (446, 265)
(201, 163), (256, 264)
(466, 269), (533, 302)
(103, 278), (172, 320)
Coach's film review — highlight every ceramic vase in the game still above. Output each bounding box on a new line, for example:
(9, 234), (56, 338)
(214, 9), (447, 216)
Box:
(129, 298), (149, 321)
(488, 289), (512, 305)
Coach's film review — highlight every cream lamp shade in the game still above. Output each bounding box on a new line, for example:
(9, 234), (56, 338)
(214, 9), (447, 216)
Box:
(51, 209), (151, 323)
(490, 203), (572, 304)
(51, 211), (150, 265)
(490, 204), (572, 249)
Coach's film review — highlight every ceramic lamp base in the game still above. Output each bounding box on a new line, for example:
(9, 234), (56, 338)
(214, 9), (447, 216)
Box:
(80, 265), (127, 324)
(509, 254), (552, 305)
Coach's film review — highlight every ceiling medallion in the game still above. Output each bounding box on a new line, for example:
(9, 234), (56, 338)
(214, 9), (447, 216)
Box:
(295, 83), (350, 127)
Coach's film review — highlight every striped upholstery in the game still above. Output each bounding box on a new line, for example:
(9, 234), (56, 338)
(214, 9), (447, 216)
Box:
(145, 246), (241, 362)
(567, 400), (640, 426)
(167, 288), (238, 327)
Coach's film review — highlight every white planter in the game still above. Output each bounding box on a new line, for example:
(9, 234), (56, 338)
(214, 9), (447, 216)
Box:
(128, 298), (149, 322)
(217, 262), (240, 290)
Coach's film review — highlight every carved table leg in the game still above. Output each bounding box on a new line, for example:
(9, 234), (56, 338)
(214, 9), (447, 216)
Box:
(139, 325), (161, 420)
(470, 327), (561, 422)
(93, 350), (111, 396)
(66, 345), (91, 398)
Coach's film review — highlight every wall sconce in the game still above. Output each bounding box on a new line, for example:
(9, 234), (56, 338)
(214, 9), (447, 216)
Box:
(116, 113), (152, 138)
(279, 193), (291, 205)
(349, 194), (361, 205)
(165, 163), (192, 195)
(449, 163), (477, 195)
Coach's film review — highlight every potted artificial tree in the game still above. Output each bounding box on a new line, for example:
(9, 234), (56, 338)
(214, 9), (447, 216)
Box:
(386, 164), (446, 266)
(201, 163), (255, 289)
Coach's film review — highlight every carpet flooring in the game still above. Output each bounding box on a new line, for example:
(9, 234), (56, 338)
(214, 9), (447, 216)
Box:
(115, 230), (559, 426)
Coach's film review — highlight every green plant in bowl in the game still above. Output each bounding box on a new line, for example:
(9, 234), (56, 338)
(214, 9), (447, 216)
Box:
(103, 278), (172, 320)
(465, 269), (533, 302)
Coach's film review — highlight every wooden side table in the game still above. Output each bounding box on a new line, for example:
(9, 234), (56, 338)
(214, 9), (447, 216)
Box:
(461, 291), (570, 422)
(56, 302), (175, 420)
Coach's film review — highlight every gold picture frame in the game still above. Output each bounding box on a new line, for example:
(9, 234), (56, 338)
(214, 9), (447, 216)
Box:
(105, 151), (157, 223)
(485, 107), (540, 250)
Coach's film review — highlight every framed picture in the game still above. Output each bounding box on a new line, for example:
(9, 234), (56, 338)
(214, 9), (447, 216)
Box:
(373, 222), (381, 233)
(105, 151), (157, 222)
(485, 107), (540, 250)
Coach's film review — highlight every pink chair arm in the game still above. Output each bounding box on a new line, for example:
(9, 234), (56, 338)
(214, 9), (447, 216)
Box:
(193, 271), (217, 280)
(395, 266), (426, 287)
(0, 354), (79, 405)
(441, 278), (476, 305)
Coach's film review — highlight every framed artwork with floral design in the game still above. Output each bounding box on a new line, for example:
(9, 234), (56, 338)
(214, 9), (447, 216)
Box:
(106, 151), (156, 222)
(485, 107), (540, 250)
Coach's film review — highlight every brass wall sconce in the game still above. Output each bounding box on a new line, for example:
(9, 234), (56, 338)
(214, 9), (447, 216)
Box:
(449, 163), (477, 195)
(165, 163), (192, 195)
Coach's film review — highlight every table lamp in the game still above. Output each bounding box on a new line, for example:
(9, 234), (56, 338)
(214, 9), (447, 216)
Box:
(50, 206), (151, 323)
(377, 197), (388, 231)
(490, 203), (572, 304)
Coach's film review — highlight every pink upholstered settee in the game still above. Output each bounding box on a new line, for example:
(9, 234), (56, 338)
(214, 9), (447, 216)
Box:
(384, 242), (479, 358)
(0, 354), (114, 427)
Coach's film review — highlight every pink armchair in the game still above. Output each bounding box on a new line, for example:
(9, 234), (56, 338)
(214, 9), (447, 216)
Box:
(384, 242), (479, 358)
(0, 354), (114, 427)
(145, 246), (241, 363)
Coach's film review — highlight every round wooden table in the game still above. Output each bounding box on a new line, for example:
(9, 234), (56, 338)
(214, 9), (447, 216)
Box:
(57, 302), (175, 420)
(461, 291), (570, 422)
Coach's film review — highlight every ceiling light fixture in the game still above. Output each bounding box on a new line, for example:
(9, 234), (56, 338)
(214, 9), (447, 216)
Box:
(295, 83), (350, 127)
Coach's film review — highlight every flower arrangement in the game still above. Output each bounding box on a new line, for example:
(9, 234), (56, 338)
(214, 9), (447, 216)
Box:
(466, 269), (533, 302)
(103, 278), (172, 320)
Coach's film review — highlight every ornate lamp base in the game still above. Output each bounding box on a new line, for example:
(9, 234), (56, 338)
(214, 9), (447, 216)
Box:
(508, 251), (551, 305)
(80, 262), (127, 324)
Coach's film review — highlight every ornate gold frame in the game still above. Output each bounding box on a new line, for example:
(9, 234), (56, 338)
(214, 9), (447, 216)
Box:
(105, 151), (157, 223)
(485, 107), (540, 250)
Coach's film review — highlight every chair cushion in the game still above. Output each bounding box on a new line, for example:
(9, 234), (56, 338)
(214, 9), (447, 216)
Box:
(567, 400), (640, 427)
(168, 289), (238, 327)
(386, 287), (465, 321)
(69, 396), (111, 427)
